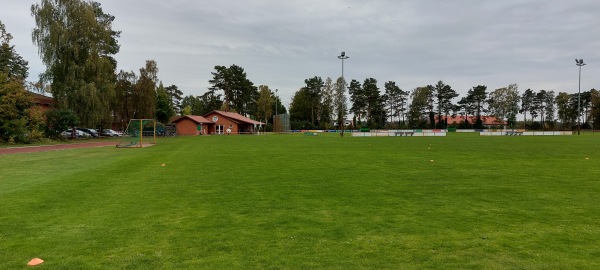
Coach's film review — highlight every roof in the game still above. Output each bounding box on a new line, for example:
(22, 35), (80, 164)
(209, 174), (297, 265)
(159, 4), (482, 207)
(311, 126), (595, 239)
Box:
(441, 115), (506, 125)
(204, 110), (264, 125)
(28, 91), (55, 106)
(170, 115), (212, 124)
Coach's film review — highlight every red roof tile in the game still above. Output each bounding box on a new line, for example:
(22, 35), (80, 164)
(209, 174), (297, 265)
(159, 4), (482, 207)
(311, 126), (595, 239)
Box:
(171, 115), (212, 124)
(441, 115), (506, 125)
(28, 91), (55, 106)
(205, 110), (264, 125)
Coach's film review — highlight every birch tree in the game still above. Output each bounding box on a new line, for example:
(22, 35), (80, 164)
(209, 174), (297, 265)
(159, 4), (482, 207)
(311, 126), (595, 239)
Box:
(31, 0), (120, 127)
(488, 84), (520, 128)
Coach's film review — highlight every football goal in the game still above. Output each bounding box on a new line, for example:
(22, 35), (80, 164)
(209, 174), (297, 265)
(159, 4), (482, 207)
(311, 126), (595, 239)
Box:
(116, 119), (157, 148)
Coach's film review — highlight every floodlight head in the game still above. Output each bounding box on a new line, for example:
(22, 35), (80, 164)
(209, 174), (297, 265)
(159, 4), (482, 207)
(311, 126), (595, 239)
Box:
(576, 59), (579, 64)
(341, 52), (345, 57)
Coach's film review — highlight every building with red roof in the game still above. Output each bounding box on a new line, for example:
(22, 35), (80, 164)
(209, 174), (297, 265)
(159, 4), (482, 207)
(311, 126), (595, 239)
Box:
(29, 91), (55, 112)
(170, 111), (264, 135)
(202, 110), (264, 134)
(170, 115), (212, 135)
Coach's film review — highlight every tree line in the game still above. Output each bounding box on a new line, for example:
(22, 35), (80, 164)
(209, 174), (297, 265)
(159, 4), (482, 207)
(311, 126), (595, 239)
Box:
(288, 76), (600, 131)
(0, 0), (286, 143)
(1, 0), (599, 144)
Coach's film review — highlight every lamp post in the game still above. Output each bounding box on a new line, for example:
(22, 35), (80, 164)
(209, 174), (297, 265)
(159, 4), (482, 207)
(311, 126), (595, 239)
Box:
(576, 59), (586, 135)
(338, 51), (349, 137)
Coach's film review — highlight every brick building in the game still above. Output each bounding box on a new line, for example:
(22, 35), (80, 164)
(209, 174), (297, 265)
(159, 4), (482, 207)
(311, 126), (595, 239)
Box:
(170, 115), (212, 136)
(171, 111), (264, 135)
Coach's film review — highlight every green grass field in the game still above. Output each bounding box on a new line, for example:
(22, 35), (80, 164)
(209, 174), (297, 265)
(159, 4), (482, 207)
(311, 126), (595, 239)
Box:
(1, 133), (599, 269)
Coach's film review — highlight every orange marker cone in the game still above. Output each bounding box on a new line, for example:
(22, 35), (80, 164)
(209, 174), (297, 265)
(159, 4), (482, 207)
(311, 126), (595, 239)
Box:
(27, 258), (44, 266)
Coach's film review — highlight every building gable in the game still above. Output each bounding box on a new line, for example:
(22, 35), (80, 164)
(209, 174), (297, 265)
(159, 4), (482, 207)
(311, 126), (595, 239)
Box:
(203, 110), (264, 125)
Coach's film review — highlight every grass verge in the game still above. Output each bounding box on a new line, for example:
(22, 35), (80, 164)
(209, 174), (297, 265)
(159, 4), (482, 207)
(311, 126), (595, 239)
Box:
(1, 134), (599, 269)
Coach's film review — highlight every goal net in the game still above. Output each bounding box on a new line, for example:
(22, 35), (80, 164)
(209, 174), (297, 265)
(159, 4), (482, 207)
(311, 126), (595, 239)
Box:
(116, 119), (157, 148)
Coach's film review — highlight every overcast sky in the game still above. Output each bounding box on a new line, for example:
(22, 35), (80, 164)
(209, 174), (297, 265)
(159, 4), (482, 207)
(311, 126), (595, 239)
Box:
(2, 0), (599, 108)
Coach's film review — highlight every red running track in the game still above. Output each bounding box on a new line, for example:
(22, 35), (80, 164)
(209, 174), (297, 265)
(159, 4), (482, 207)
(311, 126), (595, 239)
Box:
(0, 141), (117, 155)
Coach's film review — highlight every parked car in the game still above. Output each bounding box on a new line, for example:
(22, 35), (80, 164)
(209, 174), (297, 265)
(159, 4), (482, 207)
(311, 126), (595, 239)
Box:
(77, 128), (99, 138)
(101, 129), (122, 137)
(61, 129), (91, 139)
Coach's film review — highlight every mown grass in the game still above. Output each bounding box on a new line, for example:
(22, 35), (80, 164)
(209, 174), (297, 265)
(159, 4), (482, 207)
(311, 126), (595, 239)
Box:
(1, 133), (599, 269)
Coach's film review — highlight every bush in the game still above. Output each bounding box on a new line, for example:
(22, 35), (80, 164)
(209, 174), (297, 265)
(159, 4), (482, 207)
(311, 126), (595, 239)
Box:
(45, 109), (79, 138)
(1, 118), (28, 144)
(0, 73), (33, 143)
(26, 106), (46, 141)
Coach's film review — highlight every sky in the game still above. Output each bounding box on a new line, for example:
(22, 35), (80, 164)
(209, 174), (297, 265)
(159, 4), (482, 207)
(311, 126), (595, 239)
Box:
(2, 0), (600, 109)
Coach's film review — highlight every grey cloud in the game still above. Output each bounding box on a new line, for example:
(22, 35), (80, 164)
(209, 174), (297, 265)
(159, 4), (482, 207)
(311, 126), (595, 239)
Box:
(2, 0), (599, 103)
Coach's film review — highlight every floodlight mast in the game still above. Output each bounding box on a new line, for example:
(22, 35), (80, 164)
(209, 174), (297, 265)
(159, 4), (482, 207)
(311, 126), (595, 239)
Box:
(576, 59), (586, 135)
(338, 52), (349, 137)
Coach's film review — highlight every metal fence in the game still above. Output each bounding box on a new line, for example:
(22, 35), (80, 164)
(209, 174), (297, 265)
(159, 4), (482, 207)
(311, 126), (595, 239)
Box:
(273, 114), (290, 132)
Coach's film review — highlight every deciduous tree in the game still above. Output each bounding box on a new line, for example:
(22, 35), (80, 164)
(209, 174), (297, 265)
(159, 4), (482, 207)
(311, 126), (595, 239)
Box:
(289, 88), (314, 129)
(45, 109), (79, 138)
(302, 76), (324, 126)
(0, 23), (33, 142)
(0, 73), (32, 143)
(320, 77), (334, 129)
(256, 85), (273, 124)
(556, 92), (571, 128)
(155, 83), (174, 124)
(181, 95), (202, 115)
(581, 90), (593, 126)
(134, 60), (158, 119)
(334, 77), (348, 130)
(114, 70), (136, 123)
(408, 86), (431, 128)
(31, 0), (120, 127)
(488, 84), (520, 128)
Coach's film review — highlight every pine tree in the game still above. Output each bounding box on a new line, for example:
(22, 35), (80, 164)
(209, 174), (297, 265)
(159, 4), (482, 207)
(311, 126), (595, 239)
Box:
(0, 21), (28, 80)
